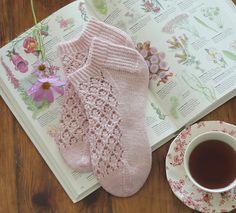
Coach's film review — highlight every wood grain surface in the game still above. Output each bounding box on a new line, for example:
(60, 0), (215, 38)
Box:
(0, 0), (235, 212)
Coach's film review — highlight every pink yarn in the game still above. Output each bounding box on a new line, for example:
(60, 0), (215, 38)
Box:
(56, 18), (134, 172)
(69, 38), (152, 197)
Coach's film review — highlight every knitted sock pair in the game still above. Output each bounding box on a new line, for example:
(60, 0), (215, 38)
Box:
(56, 19), (151, 197)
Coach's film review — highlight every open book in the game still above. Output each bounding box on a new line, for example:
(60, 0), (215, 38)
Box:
(0, 0), (235, 203)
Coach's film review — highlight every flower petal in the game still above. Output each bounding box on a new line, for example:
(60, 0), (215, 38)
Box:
(38, 77), (51, 83)
(52, 80), (65, 87)
(33, 89), (44, 102)
(43, 89), (54, 103)
(27, 81), (42, 95)
(52, 86), (64, 95)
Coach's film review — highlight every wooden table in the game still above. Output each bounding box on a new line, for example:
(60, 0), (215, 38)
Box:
(0, 0), (235, 212)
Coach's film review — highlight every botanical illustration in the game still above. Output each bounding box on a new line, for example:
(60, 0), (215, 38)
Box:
(162, 14), (200, 38)
(78, 2), (88, 21)
(181, 72), (216, 102)
(136, 41), (173, 86)
(201, 7), (223, 29)
(0, 0), (64, 118)
(56, 16), (74, 31)
(141, 0), (164, 14)
(205, 48), (227, 68)
(222, 40), (236, 62)
(150, 102), (166, 120)
(124, 9), (144, 26)
(91, 0), (108, 15)
(0, 57), (49, 118)
(6, 49), (29, 73)
(167, 34), (204, 72)
(193, 16), (218, 33)
(222, 50), (236, 62)
(170, 96), (179, 119)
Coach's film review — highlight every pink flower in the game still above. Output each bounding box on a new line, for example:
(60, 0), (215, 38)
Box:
(143, 1), (153, 11)
(174, 145), (182, 152)
(159, 61), (167, 69)
(150, 64), (159, 73)
(0, 57), (20, 88)
(150, 55), (159, 63)
(153, 7), (160, 13)
(159, 52), (166, 59)
(23, 36), (38, 55)
(32, 60), (50, 76)
(60, 20), (68, 28)
(140, 49), (148, 58)
(150, 47), (158, 54)
(27, 76), (64, 103)
(10, 53), (29, 73)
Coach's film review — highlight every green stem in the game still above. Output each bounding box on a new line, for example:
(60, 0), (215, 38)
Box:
(30, 0), (47, 62)
(30, 0), (38, 25)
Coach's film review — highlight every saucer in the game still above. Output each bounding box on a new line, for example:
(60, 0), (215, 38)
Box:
(166, 121), (236, 213)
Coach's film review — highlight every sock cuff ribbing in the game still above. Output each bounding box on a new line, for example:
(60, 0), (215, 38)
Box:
(68, 37), (141, 85)
(89, 37), (139, 71)
(57, 18), (134, 55)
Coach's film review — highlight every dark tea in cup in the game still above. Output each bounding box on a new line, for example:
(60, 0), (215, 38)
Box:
(189, 139), (236, 189)
(184, 131), (236, 193)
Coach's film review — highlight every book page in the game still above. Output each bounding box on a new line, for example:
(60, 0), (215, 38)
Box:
(146, 91), (177, 150)
(0, 1), (102, 203)
(0, 0), (179, 202)
(86, 0), (236, 129)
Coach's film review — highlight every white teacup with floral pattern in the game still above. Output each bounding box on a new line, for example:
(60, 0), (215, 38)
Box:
(184, 131), (236, 193)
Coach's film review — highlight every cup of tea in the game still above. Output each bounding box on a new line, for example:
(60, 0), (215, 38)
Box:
(184, 131), (236, 193)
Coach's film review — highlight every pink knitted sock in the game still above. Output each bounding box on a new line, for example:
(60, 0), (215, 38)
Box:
(68, 38), (152, 197)
(56, 19), (134, 172)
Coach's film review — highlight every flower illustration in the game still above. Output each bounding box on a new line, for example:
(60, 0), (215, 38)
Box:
(181, 72), (216, 102)
(31, 60), (60, 78)
(205, 48), (227, 68)
(162, 14), (200, 38)
(91, 0), (108, 15)
(0, 57), (20, 88)
(201, 7), (223, 29)
(78, 2), (88, 21)
(56, 16), (74, 31)
(32, 60), (50, 76)
(0, 0), (65, 118)
(136, 41), (173, 85)
(7, 49), (29, 73)
(141, 0), (162, 13)
(23, 36), (39, 55)
(27, 76), (64, 103)
(167, 34), (204, 72)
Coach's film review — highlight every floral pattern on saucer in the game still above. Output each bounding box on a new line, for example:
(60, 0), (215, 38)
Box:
(166, 121), (236, 213)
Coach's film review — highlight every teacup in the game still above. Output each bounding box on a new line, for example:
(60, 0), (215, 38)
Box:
(184, 131), (236, 193)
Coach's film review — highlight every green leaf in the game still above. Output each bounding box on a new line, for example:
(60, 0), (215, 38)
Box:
(222, 50), (236, 61)
(194, 16), (218, 33)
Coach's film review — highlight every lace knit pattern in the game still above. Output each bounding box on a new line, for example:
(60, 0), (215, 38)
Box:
(77, 74), (124, 179)
(56, 81), (89, 149)
(56, 49), (88, 147)
(55, 51), (92, 171)
(61, 51), (88, 76)
(68, 37), (151, 197)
